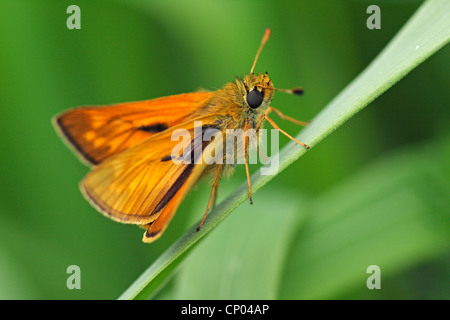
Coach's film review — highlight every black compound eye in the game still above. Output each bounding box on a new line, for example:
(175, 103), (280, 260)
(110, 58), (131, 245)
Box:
(246, 89), (264, 109)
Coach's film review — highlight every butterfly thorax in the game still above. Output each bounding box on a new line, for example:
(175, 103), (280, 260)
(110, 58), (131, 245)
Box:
(191, 73), (275, 177)
(193, 72), (274, 132)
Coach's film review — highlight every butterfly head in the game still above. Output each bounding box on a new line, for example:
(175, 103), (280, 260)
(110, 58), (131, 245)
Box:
(239, 72), (274, 112)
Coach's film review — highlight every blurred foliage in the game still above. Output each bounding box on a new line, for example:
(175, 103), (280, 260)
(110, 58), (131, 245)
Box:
(0, 0), (448, 299)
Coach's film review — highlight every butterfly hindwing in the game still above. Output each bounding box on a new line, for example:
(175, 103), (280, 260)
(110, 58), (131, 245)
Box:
(81, 120), (222, 240)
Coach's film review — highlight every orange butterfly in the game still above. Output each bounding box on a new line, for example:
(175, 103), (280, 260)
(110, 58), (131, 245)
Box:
(54, 28), (309, 243)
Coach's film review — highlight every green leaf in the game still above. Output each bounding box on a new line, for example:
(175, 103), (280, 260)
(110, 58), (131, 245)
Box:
(165, 188), (307, 299)
(119, 0), (450, 300)
(279, 137), (450, 299)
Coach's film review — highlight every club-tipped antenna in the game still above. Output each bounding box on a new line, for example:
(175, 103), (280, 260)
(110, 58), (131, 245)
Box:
(274, 87), (304, 96)
(250, 28), (271, 74)
(255, 84), (304, 96)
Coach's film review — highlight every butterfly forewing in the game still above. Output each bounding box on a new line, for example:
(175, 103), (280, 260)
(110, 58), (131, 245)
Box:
(55, 92), (214, 165)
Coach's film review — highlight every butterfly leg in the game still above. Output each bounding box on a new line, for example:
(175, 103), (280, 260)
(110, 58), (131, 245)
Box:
(265, 106), (309, 126)
(244, 118), (254, 205)
(212, 179), (219, 210)
(264, 113), (310, 149)
(197, 163), (223, 231)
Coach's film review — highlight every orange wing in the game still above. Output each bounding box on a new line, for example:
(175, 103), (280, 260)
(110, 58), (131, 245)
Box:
(142, 160), (201, 243)
(54, 92), (214, 165)
(81, 119), (222, 242)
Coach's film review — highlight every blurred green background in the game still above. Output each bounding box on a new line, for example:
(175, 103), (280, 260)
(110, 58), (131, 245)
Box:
(0, 0), (448, 299)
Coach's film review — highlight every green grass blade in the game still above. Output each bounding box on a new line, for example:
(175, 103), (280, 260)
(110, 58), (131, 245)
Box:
(280, 137), (450, 299)
(118, 0), (450, 300)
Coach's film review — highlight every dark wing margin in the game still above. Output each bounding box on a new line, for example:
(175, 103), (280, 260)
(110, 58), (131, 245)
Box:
(53, 92), (214, 165)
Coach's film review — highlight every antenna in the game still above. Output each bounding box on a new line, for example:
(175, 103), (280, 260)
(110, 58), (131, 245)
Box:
(255, 84), (304, 96)
(250, 28), (271, 74)
(274, 87), (304, 96)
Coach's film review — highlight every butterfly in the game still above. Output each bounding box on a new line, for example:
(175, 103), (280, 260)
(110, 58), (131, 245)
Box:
(54, 28), (309, 243)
